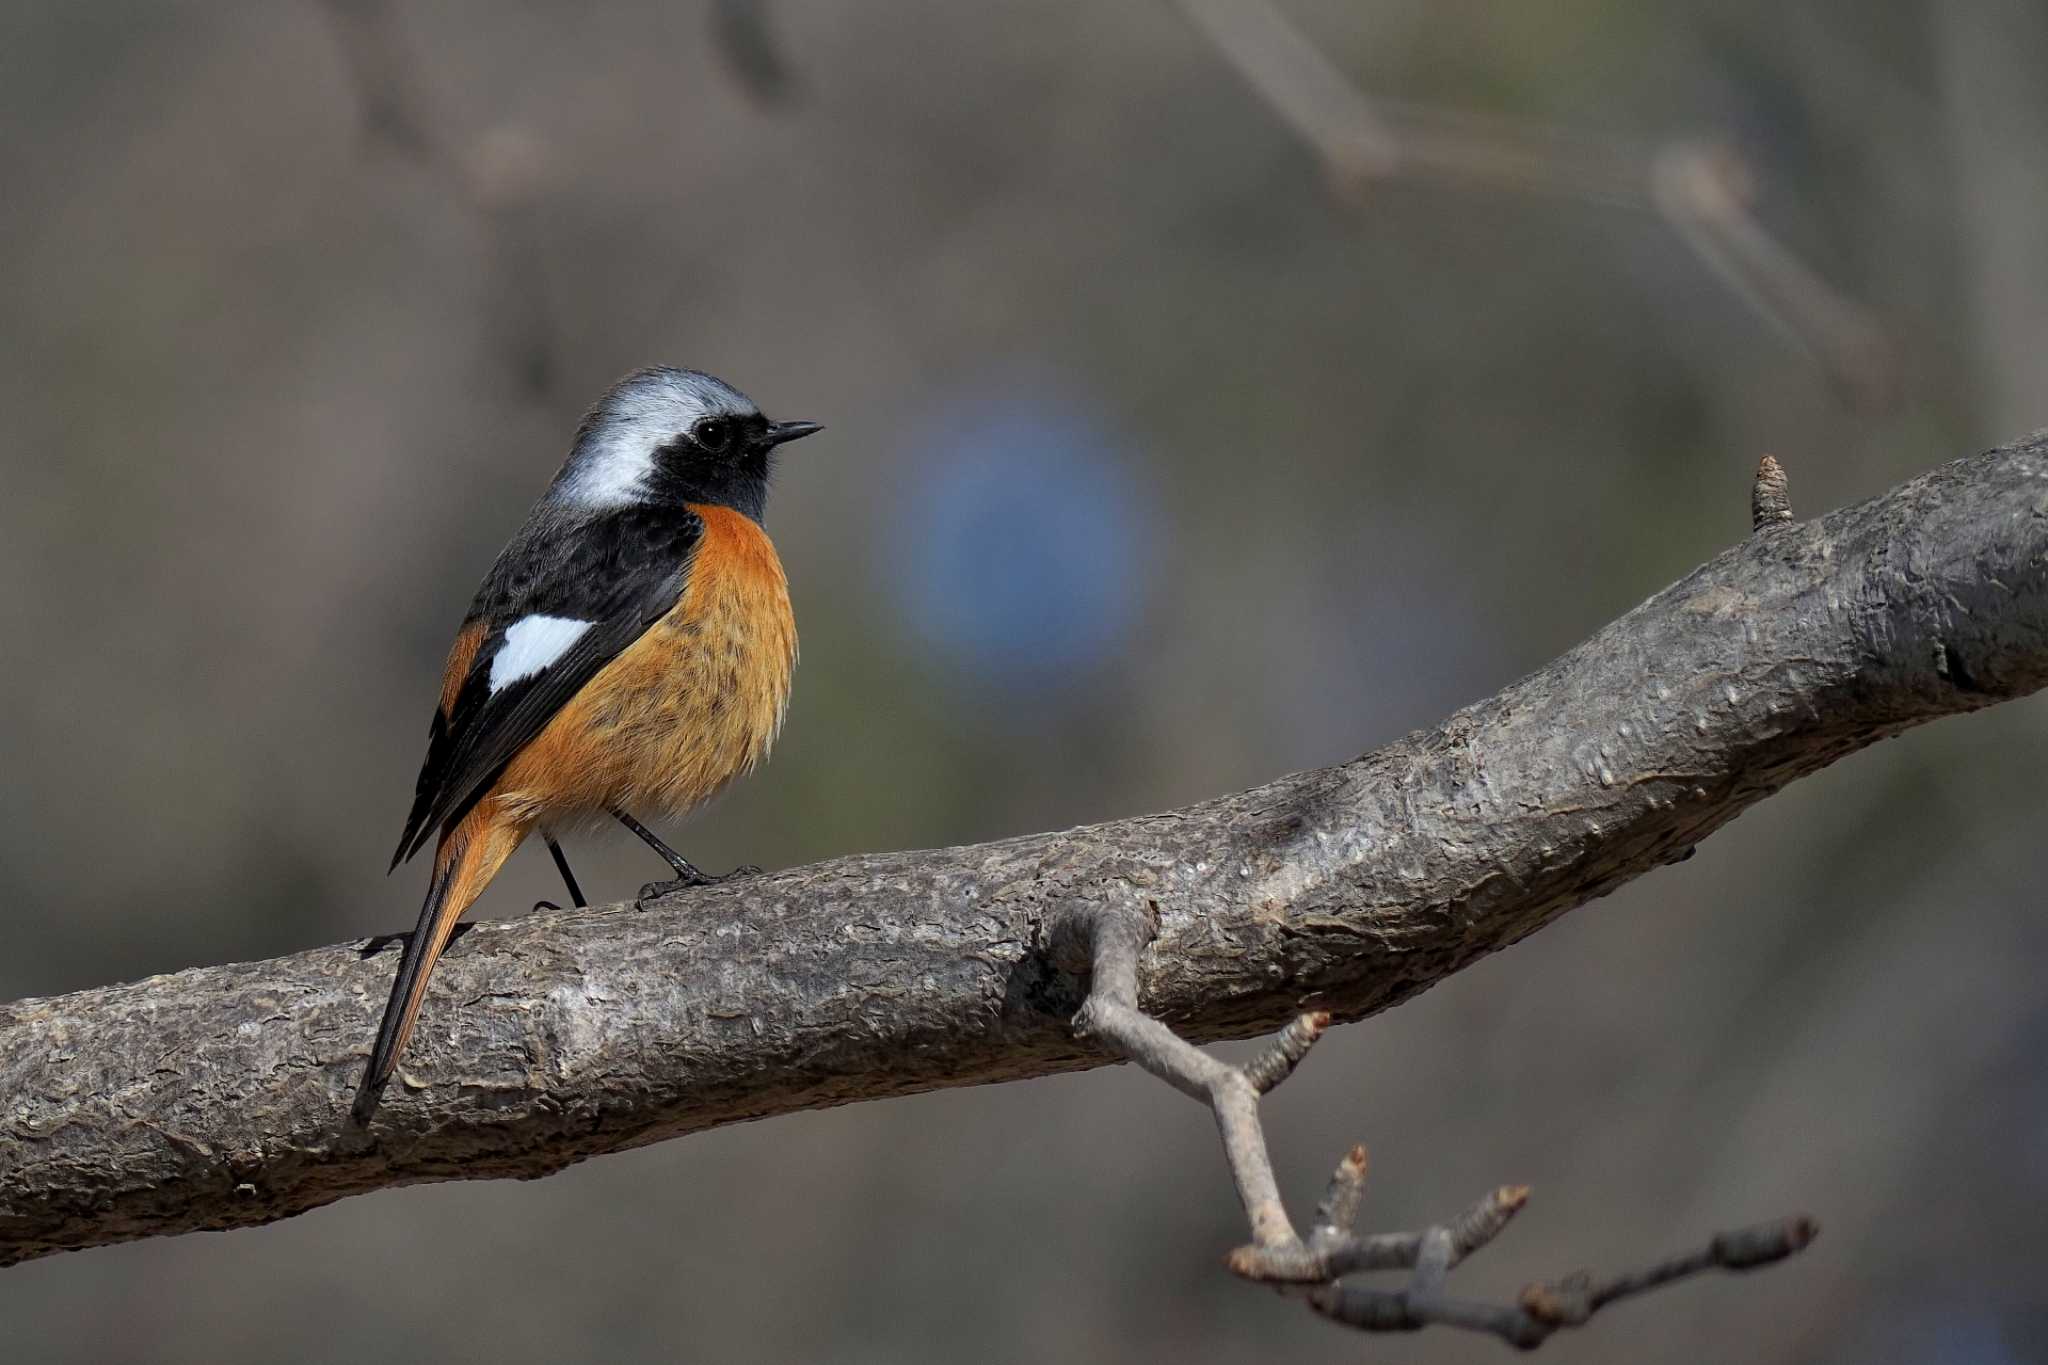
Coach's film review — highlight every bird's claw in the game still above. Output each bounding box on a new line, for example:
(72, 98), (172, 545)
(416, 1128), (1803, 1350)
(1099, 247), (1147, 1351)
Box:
(636, 864), (764, 905)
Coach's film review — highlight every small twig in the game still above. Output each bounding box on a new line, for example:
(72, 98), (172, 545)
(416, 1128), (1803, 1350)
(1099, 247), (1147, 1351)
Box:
(1070, 903), (1299, 1248)
(1067, 903), (1817, 1346)
(1308, 1145), (1369, 1248)
(1752, 454), (1794, 531)
(1243, 1010), (1328, 1093)
(1514, 1217), (1820, 1331)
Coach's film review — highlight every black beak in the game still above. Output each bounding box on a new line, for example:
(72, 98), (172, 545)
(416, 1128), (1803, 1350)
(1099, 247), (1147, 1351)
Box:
(763, 420), (823, 448)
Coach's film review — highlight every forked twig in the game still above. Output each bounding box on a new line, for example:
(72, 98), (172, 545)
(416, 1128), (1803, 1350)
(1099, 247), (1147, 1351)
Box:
(1067, 902), (1816, 1347)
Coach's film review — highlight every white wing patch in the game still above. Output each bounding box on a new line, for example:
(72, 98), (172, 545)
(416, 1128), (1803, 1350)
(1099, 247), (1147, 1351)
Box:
(489, 615), (595, 693)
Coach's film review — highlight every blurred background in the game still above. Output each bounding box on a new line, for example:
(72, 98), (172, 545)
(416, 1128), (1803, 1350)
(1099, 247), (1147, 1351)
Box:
(3, 1), (2046, 1361)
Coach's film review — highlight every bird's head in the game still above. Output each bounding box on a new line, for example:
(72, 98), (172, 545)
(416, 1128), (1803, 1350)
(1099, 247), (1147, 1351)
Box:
(553, 367), (822, 521)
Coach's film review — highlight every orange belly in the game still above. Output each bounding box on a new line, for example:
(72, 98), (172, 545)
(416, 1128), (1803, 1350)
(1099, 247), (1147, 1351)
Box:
(487, 503), (797, 826)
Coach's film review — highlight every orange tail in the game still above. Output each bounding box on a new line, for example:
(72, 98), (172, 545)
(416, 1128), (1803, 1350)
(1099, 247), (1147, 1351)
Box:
(352, 808), (525, 1124)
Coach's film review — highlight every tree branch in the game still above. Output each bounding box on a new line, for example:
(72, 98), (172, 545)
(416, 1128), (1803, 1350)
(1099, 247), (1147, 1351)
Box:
(5, 435), (2047, 1283)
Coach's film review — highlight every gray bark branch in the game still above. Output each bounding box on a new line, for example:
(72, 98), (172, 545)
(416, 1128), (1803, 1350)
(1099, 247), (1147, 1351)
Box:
(5, 435), (2047, 1271)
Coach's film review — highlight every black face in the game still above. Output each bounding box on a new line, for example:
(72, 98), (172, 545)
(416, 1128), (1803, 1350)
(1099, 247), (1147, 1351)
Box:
(646, 412), (821, 522)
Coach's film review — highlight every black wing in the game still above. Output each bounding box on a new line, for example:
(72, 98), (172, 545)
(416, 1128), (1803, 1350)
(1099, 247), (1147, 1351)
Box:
(391, 504), (705, 867)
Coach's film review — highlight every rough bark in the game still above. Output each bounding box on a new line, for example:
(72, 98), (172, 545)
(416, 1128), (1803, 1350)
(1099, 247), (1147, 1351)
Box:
(4, 435), (2046, 1268)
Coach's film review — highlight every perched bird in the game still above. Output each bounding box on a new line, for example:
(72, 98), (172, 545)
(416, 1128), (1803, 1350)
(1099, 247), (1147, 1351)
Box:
(353, 367), (821, 1124)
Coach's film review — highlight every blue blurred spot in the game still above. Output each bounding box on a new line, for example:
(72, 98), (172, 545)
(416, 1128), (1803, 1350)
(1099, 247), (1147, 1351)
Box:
(892, 382), (1149, 693)
(1858, 1307), (2023, 1365)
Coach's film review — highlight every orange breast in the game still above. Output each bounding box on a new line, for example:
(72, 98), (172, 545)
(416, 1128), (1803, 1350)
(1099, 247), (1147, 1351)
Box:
(490, 504), (797, 823)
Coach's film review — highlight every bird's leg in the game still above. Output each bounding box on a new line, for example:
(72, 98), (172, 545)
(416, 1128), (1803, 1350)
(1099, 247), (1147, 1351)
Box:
(610, 807), (762, 901)
(533, 830), (588, 912)
(360, 921), (477, 958)
(611, 807), (705, 879)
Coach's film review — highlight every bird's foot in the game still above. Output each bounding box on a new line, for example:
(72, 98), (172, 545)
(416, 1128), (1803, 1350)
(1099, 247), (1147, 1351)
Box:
(637, 864), (764, 903)
(359, 921), (478, 958)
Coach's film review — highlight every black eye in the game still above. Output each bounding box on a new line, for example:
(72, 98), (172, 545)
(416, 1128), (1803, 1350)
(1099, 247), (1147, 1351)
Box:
(692, 416), (733, 451)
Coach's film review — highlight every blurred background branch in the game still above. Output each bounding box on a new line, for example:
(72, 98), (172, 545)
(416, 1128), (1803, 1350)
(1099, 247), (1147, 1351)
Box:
(709, 0), (799, 107)
(1173, 0), (1898, 408)
(316, 0), (559, 393)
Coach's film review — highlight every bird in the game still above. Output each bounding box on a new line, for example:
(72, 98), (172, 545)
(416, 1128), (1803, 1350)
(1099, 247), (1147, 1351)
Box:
(352, 367), (821, 1125)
